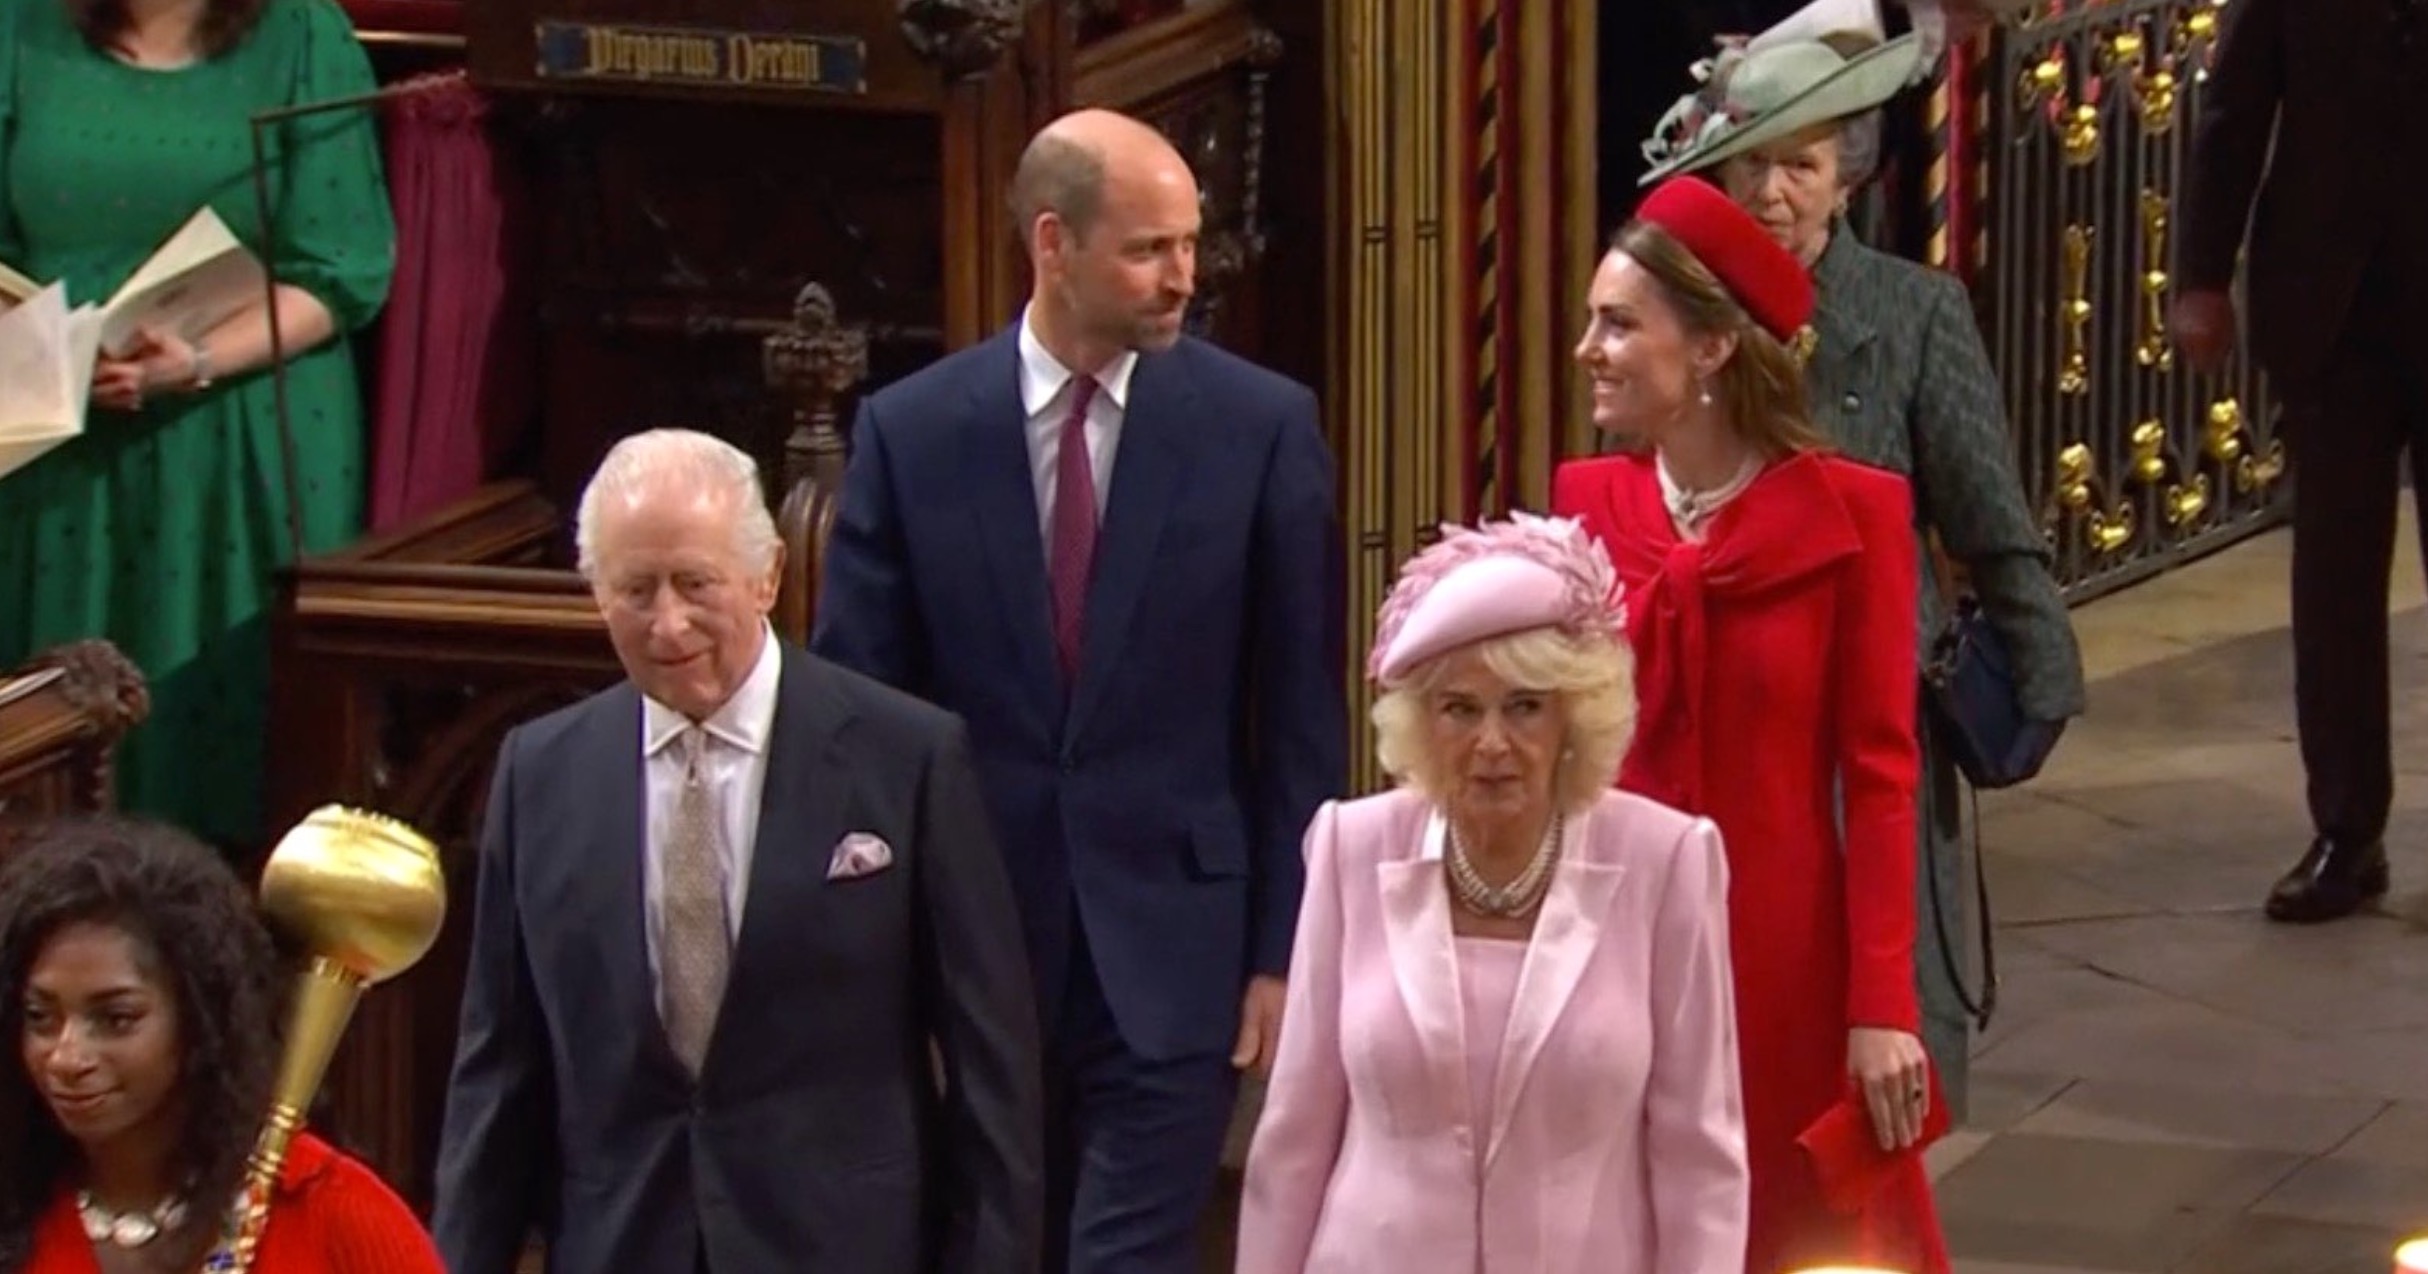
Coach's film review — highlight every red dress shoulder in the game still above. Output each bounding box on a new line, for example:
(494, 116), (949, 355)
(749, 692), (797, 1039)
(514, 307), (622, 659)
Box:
(27, 1133), (442, 1274)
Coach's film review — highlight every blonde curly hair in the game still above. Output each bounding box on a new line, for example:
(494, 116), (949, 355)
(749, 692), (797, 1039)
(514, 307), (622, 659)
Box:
(1370, 626), (1636, 815)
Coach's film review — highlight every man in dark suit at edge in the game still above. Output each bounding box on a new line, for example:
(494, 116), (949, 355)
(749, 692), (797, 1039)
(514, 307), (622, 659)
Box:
(2173, 0), (2428, 922)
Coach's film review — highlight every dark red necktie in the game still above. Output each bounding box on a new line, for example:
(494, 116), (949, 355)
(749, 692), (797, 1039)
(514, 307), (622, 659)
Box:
(1048, 376), (1100, 683)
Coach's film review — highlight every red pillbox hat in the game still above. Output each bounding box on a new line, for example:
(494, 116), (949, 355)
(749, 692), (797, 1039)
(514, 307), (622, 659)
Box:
(1633, 175), (1815, 344)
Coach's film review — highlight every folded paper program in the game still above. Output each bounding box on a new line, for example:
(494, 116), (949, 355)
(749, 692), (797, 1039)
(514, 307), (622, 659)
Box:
(0, 206), (264, 483)
(0, 284), (103, 483)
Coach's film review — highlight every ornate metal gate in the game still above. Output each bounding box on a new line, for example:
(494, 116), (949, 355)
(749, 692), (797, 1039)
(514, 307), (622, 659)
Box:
(1976, 0), (2287, 601)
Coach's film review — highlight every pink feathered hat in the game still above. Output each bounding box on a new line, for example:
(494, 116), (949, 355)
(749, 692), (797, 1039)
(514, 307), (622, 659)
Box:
(1368, 513), (1628, 687)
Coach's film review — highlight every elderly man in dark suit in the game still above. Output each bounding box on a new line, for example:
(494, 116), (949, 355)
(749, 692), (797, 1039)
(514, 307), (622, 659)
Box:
(1636, 31), (2087, 1116)
(430, 428), (1042, 1274)
(813, 108), (1346, 1274)
(2173, 0), (2428, 923)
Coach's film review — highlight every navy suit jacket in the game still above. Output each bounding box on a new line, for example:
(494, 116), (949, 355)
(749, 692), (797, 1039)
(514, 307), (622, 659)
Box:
(811, 327), (1347, 1061)
(430, 644), (1042, 1274)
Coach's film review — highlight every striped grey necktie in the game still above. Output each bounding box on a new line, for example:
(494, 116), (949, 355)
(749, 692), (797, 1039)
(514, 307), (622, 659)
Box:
(661, 727), (731, 1074)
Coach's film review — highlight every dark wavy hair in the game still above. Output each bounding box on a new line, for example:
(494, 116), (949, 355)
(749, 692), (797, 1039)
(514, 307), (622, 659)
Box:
(0, 816), (281, 1272)
(63, 0), (271, 61)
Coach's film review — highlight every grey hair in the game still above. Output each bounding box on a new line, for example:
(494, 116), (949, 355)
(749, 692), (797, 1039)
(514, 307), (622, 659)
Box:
(573, 428), (782, 579)
(1835, 109), (1884, 190)
(1007, 132), (1108, 247)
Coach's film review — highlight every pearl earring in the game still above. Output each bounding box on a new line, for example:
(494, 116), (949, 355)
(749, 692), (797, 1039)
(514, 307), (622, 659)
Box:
(1697, 380), (1713, 407)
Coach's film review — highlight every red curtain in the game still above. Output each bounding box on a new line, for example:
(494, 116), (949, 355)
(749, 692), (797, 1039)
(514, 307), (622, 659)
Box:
(367, 72), (530, 532)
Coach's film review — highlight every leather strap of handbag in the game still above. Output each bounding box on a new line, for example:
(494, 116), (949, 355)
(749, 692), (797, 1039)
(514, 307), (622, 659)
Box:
(1919, 527), (1998, 1030)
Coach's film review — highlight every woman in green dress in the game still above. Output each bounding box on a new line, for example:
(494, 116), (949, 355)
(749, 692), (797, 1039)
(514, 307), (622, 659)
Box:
(0, 0), (395, 849)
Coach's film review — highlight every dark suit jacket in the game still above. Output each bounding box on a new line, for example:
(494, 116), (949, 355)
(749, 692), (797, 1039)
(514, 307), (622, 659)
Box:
(1804, 226), (2086, 723)
(811, 328), (1347, 1062)
(430, 643), (1042, 1274)
(2179, 0), (2421, 385)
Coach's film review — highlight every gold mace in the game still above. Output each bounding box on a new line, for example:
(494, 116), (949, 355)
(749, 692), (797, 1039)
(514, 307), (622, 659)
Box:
(212, 805), (447, 1272)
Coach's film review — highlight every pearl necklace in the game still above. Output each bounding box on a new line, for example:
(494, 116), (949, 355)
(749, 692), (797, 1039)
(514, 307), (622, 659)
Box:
(1657, 452), (1763, 534)
(77, 1189), (188, 1249)
(1445, 812), (1563, 917)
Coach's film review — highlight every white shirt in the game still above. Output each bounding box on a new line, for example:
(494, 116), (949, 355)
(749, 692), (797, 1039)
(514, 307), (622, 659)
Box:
(1018, 305), (1138, 555)
(638, 622), (781, 1003)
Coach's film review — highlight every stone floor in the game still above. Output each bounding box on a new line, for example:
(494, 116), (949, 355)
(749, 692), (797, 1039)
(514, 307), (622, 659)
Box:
(1933, 518), (2428, 1273)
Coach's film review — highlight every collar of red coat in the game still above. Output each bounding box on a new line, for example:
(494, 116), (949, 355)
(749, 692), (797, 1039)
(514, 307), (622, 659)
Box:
(1589, 450), (1869, 813)
(1594, 449), (1864, 590)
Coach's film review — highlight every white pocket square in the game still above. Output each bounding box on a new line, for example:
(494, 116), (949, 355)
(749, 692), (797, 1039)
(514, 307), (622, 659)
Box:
(827, 832), (894, 880)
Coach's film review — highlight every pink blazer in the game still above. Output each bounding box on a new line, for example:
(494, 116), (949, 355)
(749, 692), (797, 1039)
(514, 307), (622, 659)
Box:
(1236, 787), (1748, 1274)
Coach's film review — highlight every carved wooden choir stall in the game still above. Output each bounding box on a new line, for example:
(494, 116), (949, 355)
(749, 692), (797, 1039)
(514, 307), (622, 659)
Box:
(0, 642), (151, 849)
(277, 0), (1312, 1215)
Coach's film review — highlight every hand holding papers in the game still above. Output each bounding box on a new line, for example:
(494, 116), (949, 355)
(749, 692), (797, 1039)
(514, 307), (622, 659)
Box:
(94, 207), (265, 358)
(0, 205), (260, 483)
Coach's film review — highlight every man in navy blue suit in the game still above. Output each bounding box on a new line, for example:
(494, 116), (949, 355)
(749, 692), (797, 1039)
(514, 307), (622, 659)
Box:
(812, 107), (1346, 1272)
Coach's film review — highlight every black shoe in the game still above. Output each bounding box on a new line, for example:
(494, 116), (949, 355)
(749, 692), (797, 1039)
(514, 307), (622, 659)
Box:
(2264, 836), (2390, 923)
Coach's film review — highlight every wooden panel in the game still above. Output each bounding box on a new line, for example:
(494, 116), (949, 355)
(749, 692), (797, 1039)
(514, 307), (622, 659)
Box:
(488, 100), (946, 512)
(347, 0), (465, 77)
(344, 0), (463, 36)
(467, 0), (947, 112)
(1249, 0), (1325, 399)
(0, 642), (149, 846)
(1075, 0), (1187, 47)
(1073, 0), (1284, 363)
(266, 483), (621, 1208)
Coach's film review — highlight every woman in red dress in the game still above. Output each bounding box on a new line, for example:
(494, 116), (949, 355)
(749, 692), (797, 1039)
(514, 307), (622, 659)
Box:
(0, 816), (443, 1274)
(1550, 176), (1950, 1274)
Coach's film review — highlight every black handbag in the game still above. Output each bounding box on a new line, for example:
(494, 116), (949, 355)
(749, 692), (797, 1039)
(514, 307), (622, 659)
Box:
(1923, 596), (2065, 790)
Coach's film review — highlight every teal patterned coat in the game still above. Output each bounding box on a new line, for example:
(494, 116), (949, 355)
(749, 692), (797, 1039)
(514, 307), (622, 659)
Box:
(1801, 223), (2086, 1117)
(1805, 225), (2086, 723)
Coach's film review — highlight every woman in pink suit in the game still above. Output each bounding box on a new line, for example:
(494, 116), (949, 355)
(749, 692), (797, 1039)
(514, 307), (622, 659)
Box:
(1236, 514), (1748, 1274)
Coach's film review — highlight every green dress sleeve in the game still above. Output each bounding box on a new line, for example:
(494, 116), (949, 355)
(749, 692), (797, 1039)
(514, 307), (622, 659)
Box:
(272, 0), (395, 333)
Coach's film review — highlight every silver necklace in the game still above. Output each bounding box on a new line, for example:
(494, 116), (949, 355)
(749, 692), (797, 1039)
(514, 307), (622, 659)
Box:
(77, 1189), (188, 1249)
(1445, 812), (1563, 917)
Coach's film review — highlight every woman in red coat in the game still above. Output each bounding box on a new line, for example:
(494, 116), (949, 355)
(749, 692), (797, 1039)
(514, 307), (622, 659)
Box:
(1551, 176), (1949, 1274)
(0, 816), (443, 1274)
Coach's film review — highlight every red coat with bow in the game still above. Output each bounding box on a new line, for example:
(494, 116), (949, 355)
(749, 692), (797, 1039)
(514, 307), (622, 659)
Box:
(1553, 451), (1949, 1274)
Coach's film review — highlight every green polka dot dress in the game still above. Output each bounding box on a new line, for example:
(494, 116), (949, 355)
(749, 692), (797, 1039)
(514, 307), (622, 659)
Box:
(0, 0), (395, 848)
